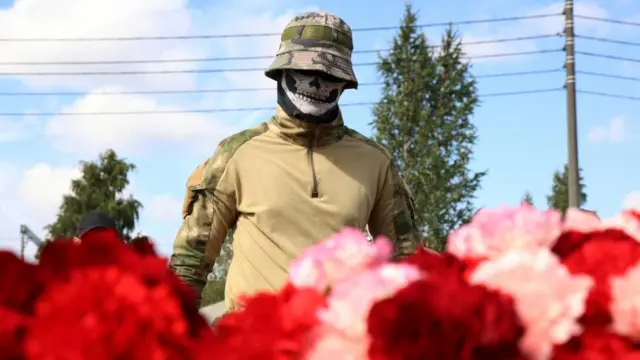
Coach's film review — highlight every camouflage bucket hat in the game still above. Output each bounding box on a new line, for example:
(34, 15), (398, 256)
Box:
(264, 12), (358, 89)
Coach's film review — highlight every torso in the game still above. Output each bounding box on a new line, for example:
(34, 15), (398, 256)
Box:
(223, 127), (389, 310)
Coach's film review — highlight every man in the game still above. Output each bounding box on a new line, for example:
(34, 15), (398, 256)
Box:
(73, 210), (123, 243)
(170, 11), (420, 310)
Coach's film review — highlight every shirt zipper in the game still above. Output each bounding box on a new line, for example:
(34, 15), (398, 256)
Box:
(307, 129), (319, 198)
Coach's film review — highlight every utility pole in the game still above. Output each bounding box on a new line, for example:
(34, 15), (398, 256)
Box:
(20, 231), (26, 260)
(564, 0), (580, 208)
(19, 225), (45, 260)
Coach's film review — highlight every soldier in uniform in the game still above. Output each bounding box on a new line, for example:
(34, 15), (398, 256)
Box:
(170, 12), (420, 310)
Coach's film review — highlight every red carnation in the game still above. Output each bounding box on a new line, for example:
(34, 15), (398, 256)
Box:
(367, 274), (525, 360)
(402, 248), (471, 277)
(22, 230), (213, 359)
(211, 284), (326, 359)
(0, 251), (46, 358)
(0, 251), (46, 313)
(40, 231), (205, 326)
(0, 307), (29, 359)
(25, 265), (213, 359)
(552, 326), (640, 359)
(553, 229), (640, 326)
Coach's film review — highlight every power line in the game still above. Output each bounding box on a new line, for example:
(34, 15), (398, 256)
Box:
(0, 34), (560, 66)
(576, 34), (640, 47)
(472, 68), (561, 78)
(0, 68), (563, 97)
(577, 70), (640, 82)
(574, 15), (640, 27)
(576, 51), (640, 63)
(0, 14), (560, 42)
(0, 88), (562, 117)
(0, 49), (561, 76)
(577, 90), (640, 101)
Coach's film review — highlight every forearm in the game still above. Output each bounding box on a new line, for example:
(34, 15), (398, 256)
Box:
(170, 216), (217, 308)
(169, 248), (208, 304)
(392, 195), (420, 255)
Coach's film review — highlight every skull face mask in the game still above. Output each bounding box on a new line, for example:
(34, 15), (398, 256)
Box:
(277, 70), (346, 123)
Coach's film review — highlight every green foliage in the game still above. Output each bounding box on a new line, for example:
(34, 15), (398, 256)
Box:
(546, 164), (587, 214)
(521, 192), (535, 206)
(371, 4), (486, 251)
(201, 230), (234, 307)
(201, 278), (225, 307)
(45, 149), (143, 240)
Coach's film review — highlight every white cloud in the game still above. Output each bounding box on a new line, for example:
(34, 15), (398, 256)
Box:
(44, 88), (241, 155)
(587, 116), (626, 143)
(0, 162), (80, 258)
(145, 194), (182, 221)
(0, 160), (184, 258)
(622, 191), (640, 211)
(0, 0), (208, 91)
(18, 164), (81, 218)
(6, 2), (315, 155)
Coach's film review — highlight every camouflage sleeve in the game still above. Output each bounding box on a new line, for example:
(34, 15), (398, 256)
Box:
(368, 161), (420, 260)
(169, 154), (237, 308)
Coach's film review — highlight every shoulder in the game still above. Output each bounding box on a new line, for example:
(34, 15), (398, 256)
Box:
(342, 127), (392, 160)
(186, 122), (270, 190)
(217, 122), (270, 154)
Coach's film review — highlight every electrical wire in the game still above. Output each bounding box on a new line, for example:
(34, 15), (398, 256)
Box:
(577, 90), (640, 101)
(577, 70), (640, 82)
(0, 34), (560, 66)
(576, 51), (640, 63)
(0, 88), (563, 117)
(0, 14), (560, 42)
(0, 68), (563, 97)
(576, 34), (640, 47)
(574, 15), (640, 27)
(0, 49), (562, 76)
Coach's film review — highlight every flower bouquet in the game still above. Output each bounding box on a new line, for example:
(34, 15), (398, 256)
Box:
(0, 230), (216, 359)
(2, 205), (640, 359)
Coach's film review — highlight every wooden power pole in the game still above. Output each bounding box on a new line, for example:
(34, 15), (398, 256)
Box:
(564, 0), (580, 208)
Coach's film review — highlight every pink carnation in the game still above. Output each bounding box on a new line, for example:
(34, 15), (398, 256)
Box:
(469, 249), (593, 360)
(307, 264), (422, 359)
(289, 228), (392, 292)
(610, 263), (640, 340)
(562, 208), (601, 232)
(601, 211), (640, 240)
(564, 208), (640, 239)
(447, 205), (563, 260)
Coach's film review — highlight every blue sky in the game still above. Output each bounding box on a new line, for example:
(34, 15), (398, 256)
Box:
(0, 0), (638, 258)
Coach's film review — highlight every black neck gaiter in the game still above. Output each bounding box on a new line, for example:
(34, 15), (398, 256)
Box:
(276, 80), (340, 124)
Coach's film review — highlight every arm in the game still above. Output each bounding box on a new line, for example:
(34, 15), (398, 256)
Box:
(169, 156), (237, 308)
(368, 162), (420, 260)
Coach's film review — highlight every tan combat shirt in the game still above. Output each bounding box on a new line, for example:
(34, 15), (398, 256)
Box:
(170, 106), (419, 310)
